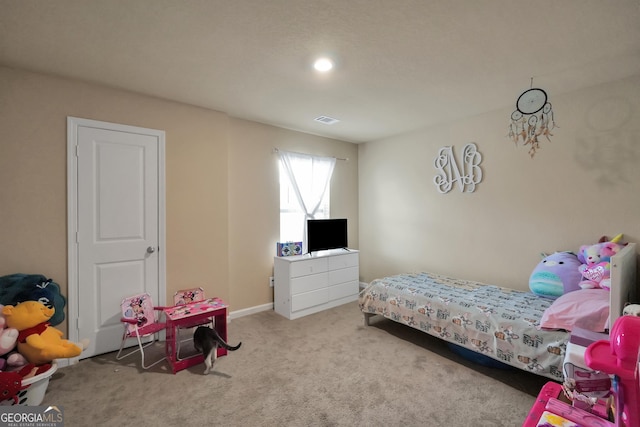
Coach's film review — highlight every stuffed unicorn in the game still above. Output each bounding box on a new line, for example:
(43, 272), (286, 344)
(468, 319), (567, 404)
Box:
(577, 234), (625, 290)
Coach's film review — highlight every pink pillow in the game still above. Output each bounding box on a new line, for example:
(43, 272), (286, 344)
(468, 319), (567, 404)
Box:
(539, 289), (610, 332)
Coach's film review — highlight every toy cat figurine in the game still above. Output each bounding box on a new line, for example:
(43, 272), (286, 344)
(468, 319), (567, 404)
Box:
(193, 326), (241, 375)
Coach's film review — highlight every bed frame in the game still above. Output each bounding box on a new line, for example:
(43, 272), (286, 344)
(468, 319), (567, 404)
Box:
(609, 242), (638, 328)
(361, 243), (637, 380)
(364, 243), (637, 329)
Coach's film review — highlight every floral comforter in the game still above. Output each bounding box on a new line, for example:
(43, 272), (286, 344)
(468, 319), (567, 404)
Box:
(359, 272), (568, 380)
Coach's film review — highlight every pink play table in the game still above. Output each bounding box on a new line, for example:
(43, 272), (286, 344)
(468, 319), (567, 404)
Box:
(164, 297), (228, 374)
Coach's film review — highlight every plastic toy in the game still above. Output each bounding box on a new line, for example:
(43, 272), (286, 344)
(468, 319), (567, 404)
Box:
(0, 363), (49, 404)
(585, 315), (640, 427)
(524, 315), (640, 426)
(1, 301), (83, 365)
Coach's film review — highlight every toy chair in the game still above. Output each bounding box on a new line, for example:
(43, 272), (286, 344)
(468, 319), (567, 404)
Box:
(173, 287), (213, 359)
(116, 293), (167, 369)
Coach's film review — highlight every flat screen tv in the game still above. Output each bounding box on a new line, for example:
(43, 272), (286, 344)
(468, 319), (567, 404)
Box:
(307, 218), (348, 253)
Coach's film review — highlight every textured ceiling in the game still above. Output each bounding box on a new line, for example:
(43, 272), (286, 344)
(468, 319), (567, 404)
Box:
(1, 0), (639, 143)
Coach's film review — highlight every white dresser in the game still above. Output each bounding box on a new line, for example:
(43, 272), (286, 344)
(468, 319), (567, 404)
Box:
(273, 249), (359, 319)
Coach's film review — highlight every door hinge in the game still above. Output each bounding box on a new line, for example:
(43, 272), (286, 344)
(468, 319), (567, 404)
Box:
(75, 145), (79, 157)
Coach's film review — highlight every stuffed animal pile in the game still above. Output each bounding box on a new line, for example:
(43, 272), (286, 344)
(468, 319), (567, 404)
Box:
(0, 275), (89, 404)
(0, 275), (88, 369)
(3, 301), (84, 366)
(529, 233), (626, 298)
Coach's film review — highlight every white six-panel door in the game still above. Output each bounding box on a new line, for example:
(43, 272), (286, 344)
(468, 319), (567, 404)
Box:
(67, 117), (166, 360)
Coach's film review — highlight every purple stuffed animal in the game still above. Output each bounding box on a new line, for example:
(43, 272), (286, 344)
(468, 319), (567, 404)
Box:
(529, 252), (583, 299)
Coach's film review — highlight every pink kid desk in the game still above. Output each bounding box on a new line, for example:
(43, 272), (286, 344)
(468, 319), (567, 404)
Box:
(164, 297), (228, 374)
(523, 315), (640, 427)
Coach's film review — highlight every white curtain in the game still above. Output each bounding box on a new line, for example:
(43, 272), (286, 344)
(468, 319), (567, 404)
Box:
(278, 150), (336, 247)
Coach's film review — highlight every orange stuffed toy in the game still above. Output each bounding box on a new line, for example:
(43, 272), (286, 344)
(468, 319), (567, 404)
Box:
(1, 301), (82, 365)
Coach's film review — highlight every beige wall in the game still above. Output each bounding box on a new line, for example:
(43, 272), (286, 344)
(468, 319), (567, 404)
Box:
(0, 66), (359, 337)
(227, 118), (359, 311)
(358, 74), (640, 291)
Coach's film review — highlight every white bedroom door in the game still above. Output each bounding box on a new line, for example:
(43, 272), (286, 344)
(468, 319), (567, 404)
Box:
(68, 117), (166, 360)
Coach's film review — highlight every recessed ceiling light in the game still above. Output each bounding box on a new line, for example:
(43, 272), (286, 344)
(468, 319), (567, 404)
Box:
(313, 57), (334, 72)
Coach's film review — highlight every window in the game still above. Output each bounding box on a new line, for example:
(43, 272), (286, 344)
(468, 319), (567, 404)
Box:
(279, 164), (330, 242)
(278, 151), (336, 247)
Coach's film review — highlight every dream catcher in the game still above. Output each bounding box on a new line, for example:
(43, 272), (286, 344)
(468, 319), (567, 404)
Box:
(508, 84), (557, 158)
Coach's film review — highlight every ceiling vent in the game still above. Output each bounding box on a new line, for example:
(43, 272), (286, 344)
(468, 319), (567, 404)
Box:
(314, 115), (340, 125)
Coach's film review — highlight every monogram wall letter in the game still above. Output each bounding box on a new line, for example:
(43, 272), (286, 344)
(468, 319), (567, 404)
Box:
(433, 143), (483, 194)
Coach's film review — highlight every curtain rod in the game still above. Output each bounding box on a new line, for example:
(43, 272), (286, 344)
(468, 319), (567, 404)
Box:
(273, 147), (348, 161)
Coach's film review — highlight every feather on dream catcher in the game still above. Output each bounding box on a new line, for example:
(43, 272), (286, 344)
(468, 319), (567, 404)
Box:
(508, 84), (557, 158)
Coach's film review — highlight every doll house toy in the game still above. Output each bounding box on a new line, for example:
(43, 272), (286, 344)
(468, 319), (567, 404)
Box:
(584, 315), (640, 427)
(523, 315), (640, 427)
(563, 327), (612, 401)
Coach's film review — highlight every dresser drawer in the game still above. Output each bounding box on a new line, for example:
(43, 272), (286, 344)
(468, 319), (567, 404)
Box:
(273, 249), (359, 319)
(329, 281), (359, 301)
(328, 253), (359, 270)
(328, 266), (358, 286)
(292, 288), (329, 312)
(291, 272), (328, 294)
(289, 258), (328, 278)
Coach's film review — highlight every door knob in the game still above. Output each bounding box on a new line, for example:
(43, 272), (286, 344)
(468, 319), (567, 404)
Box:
(147, 246), (156, 254)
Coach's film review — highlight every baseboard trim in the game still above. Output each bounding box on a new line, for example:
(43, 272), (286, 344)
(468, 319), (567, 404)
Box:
(56, 358), (72, 368)
(229, 302), (273, 320)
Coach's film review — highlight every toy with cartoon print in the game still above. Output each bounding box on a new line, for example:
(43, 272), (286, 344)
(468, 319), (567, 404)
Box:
(277, 241), (302, 257)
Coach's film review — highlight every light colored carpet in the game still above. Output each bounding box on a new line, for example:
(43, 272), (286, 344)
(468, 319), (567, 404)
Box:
(42, 302), (547, 426)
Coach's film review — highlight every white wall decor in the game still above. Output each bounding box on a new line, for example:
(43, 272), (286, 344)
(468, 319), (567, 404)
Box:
(433, 143), (483, 194)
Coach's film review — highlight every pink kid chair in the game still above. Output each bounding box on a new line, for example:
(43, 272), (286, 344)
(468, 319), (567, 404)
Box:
(116, 293), (167, 369)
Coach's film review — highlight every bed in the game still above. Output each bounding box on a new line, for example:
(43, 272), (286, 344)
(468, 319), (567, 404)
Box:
(359, 243), (637, 381)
